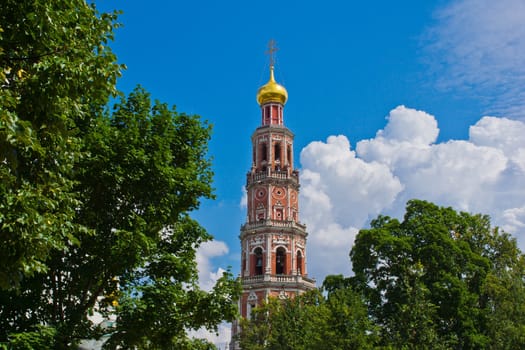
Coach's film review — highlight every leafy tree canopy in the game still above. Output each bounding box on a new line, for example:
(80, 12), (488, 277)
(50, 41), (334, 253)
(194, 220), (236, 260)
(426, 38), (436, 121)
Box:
(0, 1), (240, 348)
(0, 0), (122, 290)
(240, 200), (525, 350)
(351, 199), (525, 349)
(239, 288), (378, 350)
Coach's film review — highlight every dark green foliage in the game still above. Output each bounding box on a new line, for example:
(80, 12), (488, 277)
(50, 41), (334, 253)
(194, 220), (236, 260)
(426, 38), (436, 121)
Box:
(239, 288), (378, 350)
(0, 0), (122, 291)
(5, 326), (56, 350)
(240, 200), (525, 349)
(0, 1), (239, 348)
(351, 199), (525, 349)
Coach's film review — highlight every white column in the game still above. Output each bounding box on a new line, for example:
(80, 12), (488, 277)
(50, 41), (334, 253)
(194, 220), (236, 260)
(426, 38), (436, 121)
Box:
(268, 133), (273, 169)
(304, 243), (308, 275)
(267, 185), (271, 220)
(254, 139), (258, 168)
(287, 185), (291, 220)
(246, 303), (252, 320)
(291, 236), (295, 275)
(265, 233), (271, 274)
(245, 240), (250, 275)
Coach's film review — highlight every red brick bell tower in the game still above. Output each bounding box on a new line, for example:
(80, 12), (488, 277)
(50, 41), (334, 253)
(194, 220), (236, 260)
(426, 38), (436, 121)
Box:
(230, 41), (315, 349)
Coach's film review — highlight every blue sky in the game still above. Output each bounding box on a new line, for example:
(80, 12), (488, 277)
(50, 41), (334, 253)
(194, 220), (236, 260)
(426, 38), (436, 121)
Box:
(97, 0), (525, 345)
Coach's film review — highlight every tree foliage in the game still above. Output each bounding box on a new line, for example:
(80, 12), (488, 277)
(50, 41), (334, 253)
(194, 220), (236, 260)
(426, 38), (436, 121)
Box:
(240, 200), (525, 349)
(0, 0), (121, 291)
(351, 199), (525, 349)
(239, 288), (377, 350)
(0, 1), (239, 348)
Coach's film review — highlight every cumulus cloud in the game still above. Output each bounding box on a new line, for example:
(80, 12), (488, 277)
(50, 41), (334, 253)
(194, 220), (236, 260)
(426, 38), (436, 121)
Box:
(357, 108), (509, 214)
(196, 240), (229, 291)
(423, 0), (525, 119)
(188, 322), (231, 350)
(187, 240), (231, 347)
(502, 207), (525, 234)
(378, 105), (439, 144)
(301, 135), (403, 228)
(300, 106), (525, 282)
(470, 116), (525, 171)
(239, 185), (247, 209)
(299, 134), (403, 279)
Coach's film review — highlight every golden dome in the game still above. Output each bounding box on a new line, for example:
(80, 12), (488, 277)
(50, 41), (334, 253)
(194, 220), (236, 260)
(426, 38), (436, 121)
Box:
(256, 66), (288, 105)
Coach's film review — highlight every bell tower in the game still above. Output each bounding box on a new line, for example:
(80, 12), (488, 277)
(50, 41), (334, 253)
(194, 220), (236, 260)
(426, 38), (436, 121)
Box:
(230, 41), (315, 349)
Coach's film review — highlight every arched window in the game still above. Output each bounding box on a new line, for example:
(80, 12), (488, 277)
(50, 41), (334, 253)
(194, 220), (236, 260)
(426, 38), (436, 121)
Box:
(247, 291), (258, 320)
(276, 247), (286, 275)
(247, 303), (256, 320)
(261, 143), (267, 162)
(274, 143), (281, 162)
(264, 106), (271, 125)
(297, 250), (303, 275)
(254, 247), (263, 275)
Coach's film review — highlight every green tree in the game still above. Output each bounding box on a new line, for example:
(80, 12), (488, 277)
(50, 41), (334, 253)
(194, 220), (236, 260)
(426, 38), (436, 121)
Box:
(323, 282), (379, 349)
(239, 288), (377, 350)
(0, 1), (239, 348)
(481, 228), (525, 347)
(4, 325), (56, 350)
(0, 0), (121, 291)
(239, 292), (320, 350)
(350, 199), (525, 349)
(239, 201), (525, 349)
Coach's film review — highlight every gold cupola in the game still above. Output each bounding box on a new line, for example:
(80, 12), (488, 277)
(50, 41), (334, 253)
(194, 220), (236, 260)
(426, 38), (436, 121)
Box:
(256, 65), (288, 106)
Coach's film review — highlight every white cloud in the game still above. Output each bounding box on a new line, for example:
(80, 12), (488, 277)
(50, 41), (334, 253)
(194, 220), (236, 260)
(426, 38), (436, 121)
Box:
(239, 185), (247, 209)
(196, 240), (229, 291)
(378, 105), (439, 145)
(470, 116), (525, 171)
(304, 223), (359, 278)
(188, 322), (231, 350)
(299, 134), (403, 280)
(502, 207), (525, 234)
(300, 106), (525, 283)
(357, 105), (437, 170)
(423, 0), (525, 119)
(396, 140), (507, 212)
(301, 135), (403, 228)
(193, 241), (233, 347)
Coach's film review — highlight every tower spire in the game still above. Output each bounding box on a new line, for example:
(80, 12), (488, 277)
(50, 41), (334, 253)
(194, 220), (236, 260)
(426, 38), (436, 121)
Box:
(230, 42), (315, 350)
(265, 39), (278, 67)
(256, 40), (288, 107)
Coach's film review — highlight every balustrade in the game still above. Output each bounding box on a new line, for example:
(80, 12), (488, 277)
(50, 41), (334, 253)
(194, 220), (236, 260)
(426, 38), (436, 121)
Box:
(247, 169), (299, 185)
(241, 219), (306, 231)
(242, 274), (316, 288)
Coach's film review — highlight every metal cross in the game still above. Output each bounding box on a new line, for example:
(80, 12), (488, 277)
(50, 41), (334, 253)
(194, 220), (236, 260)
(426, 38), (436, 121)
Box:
(265, 39), (278, 67)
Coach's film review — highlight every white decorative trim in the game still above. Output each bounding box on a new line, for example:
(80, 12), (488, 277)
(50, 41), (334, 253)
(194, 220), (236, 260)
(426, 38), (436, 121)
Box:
(273, 234), (289, 246)
(249, 235), (265, 247)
